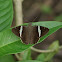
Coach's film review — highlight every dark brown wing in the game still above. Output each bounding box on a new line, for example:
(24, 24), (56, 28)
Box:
(40, 26), (49, 37)
(12, 25), (49, 44)
(12, 26), (21, 37)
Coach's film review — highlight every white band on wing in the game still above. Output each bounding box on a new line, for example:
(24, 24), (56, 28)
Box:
(38, 26), (41, 37)
(20, 26), (23, 37)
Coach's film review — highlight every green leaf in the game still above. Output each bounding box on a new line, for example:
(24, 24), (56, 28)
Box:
(32, 21), (62, 29)
(22, 49), (32, 60)
(45, 41), (59, 61)
(18, 60), (42, 62)
(0, 0), (13, 31)
(0, 55), (15, 62)
(0, 21), (62, 57)
(0, 29), (32, 57)
(36, 54), (45, 62)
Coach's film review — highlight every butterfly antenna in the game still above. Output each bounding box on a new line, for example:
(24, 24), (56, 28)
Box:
(32, 15), (39, 22)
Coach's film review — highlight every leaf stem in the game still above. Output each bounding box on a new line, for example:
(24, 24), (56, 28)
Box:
(31, 46), (62, 53)
(13, 0), (23, 26)
(15, 53), (22, 61)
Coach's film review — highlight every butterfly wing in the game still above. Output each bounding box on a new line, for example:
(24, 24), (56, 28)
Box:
(40, 26), (49, 37)
(12, 26), (21, 37)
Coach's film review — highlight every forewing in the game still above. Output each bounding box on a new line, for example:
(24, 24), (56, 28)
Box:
(12, 26), (21, 37)
(40, 26), (49, 37)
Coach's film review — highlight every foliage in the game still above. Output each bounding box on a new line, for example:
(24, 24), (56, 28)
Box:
(22, 48), (32, 60)
(18, 60), (42, 62)
(0, 0), (13, 31)
(36, 41), (59, 62)
(0, 55), (15, 62)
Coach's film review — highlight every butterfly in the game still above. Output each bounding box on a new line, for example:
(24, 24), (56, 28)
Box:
(12, 23), (49, 44)
(12, 13), (49, 44)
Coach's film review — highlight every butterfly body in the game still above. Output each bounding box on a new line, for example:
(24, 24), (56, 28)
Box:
(20, 24), (39, 44)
